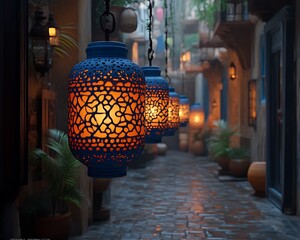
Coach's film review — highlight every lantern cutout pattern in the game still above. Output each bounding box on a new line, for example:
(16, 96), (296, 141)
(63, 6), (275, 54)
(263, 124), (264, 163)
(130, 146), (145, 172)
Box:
(179, 95), (190, 127)
(189, 103), (205, 129)
(142, 66), (169, 143)
(165, 87), (180, 136)
(68, 41), (146, 178)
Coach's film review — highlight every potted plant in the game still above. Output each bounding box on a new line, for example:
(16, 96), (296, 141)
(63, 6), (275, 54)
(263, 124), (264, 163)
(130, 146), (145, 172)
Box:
(207, 120), (237, 172)
(28, 129), (83, 239)
(228, 147), (250, 178)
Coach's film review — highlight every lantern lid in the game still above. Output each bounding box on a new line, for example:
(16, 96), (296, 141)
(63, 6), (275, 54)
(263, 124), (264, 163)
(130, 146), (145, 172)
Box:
(86, 41), (128, 58)
(179, 95), (189, 103)
(141, 66), (162, 76)
(169, 87), (179, 98)
(191, 102), (202, 109)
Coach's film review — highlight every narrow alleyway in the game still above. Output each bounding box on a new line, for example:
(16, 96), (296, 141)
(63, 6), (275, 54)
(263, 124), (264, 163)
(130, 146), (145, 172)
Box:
(71, 151), (300, 240)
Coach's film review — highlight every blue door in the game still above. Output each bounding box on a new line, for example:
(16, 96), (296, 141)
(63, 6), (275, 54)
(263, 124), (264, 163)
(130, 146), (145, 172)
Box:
(265, 6), (296, 214)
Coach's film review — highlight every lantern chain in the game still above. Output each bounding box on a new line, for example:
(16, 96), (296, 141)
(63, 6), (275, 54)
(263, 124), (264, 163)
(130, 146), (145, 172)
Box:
(147, 0), (154, 66)
(100, 0), (116, 41)
(170, 0), (174, 72)
(164, 0), (171, 84)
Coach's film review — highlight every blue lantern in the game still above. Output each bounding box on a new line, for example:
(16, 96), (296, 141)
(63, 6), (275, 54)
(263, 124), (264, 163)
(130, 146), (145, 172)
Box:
(189, 103), (205, 129)
(165, 87), (180, 136)
(68, 41), (146, 178)
(142, 66), (169, 143)
(179, 95), (190, 127)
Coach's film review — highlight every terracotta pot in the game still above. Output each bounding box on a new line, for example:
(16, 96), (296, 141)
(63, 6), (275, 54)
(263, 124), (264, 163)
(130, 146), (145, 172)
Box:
(179, 133), (188, 141)
(191, 140), (204, 156)
(156, 143), (167, 155)
(229, 159), (251, 178)
(179, 140), (188, 152)
(217, 156), (230, 171)
(247, 162), (266, 196)
(35, 212), (71, 240)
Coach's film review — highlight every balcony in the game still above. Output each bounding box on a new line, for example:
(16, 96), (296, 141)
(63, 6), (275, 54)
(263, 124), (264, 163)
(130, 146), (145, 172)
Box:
(214, 0), (254, 69)
(248, 0), (293, 22)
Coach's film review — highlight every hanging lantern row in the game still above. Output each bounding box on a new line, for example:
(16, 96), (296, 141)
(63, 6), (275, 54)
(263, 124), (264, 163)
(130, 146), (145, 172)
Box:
(189, 103), (205, 129)
(179, 95), (190, 127)
(142, 67), (169, 143)
(163, 0), (180, 137)
(143, 0), (171, 144)
(67, 0), (185, 178)
(165, 87), (180, 136)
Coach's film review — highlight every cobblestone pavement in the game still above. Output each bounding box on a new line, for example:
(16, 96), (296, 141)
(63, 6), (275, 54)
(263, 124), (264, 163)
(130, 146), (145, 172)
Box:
(71, 151), (300, 240)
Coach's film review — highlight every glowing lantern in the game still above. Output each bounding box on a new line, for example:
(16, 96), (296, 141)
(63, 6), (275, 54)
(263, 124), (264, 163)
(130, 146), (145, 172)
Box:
(189, 103), (205, 129)
(179, 95), (190, 127)
(68, 41), (146, 178)
(142, 66), (169, 143)
(165, 87), (180, 136)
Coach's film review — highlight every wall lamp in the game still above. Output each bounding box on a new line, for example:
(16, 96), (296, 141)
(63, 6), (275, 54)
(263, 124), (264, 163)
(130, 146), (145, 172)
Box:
(47, 14), (60, 46)
(29, 10), (52, 75)
(229, 62), (236, 80)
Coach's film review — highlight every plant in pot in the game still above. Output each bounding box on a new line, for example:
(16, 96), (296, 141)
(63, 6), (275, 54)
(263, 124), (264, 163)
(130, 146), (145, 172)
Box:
(228, 147), (250, 178)
(29, 129), (83, 239)
(207, 120), (237, 172)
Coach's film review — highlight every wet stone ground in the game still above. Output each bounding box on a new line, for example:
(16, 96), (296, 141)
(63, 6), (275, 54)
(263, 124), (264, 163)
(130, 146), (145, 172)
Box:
(70, 151), (300, 240)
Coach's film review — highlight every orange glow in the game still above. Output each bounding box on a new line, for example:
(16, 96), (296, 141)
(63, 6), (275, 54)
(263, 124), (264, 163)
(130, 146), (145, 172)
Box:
(49, 27), (56, 37)
(179, 103), (189, 123)
(229, 62), (236, 80)
(132, 42), (139, 64)
(189, 108), (205, 129)
(181, 51), (191, 63)
(68, 70), (145, 151)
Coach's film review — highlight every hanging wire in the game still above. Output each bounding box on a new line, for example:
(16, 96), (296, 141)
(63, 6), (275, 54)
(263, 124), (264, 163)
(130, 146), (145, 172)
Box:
(147, 0), (154, 66)
(164, 0), (171, 84)
(100, 0), (116, 41)
(170, 0), (174, 71)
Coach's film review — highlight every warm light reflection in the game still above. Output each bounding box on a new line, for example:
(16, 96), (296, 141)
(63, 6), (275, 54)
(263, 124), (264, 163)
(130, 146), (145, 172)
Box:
(248, 79), (256, 127)
(132, 42), (138, 64)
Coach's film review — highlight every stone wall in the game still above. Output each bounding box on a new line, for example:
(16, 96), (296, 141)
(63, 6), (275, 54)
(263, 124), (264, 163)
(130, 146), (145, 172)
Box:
(249, 20), (267, 162)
